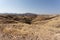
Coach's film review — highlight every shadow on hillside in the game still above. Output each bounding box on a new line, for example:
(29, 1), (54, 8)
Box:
(0, 13), (37, 24)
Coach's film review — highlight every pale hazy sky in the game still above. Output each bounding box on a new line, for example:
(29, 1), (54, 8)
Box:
(0, 0), (60, 14)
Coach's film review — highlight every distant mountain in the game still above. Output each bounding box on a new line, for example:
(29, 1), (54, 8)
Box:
(22, 13), (37, 16)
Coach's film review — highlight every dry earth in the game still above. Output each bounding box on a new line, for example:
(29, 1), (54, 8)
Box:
(0, 13), (60, 40)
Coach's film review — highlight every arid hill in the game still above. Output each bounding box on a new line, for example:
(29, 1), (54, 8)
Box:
(0, 13), (60, 40)
(0, 13), (37, 24)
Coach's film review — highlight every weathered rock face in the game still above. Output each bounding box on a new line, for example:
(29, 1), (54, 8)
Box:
(0, 14), (60, 40)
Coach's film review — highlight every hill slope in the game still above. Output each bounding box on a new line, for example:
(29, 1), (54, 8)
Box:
(0, 14), (60, 40)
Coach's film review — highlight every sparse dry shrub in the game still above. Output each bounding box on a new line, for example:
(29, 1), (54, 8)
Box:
(0, 14), (59, 40)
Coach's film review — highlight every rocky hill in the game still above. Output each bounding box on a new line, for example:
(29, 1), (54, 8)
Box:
(0, 13), (60, 40)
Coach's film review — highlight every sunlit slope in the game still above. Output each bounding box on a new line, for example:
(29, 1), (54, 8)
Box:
(0, 14), (60, 40)
(39, 15), (60, 40)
